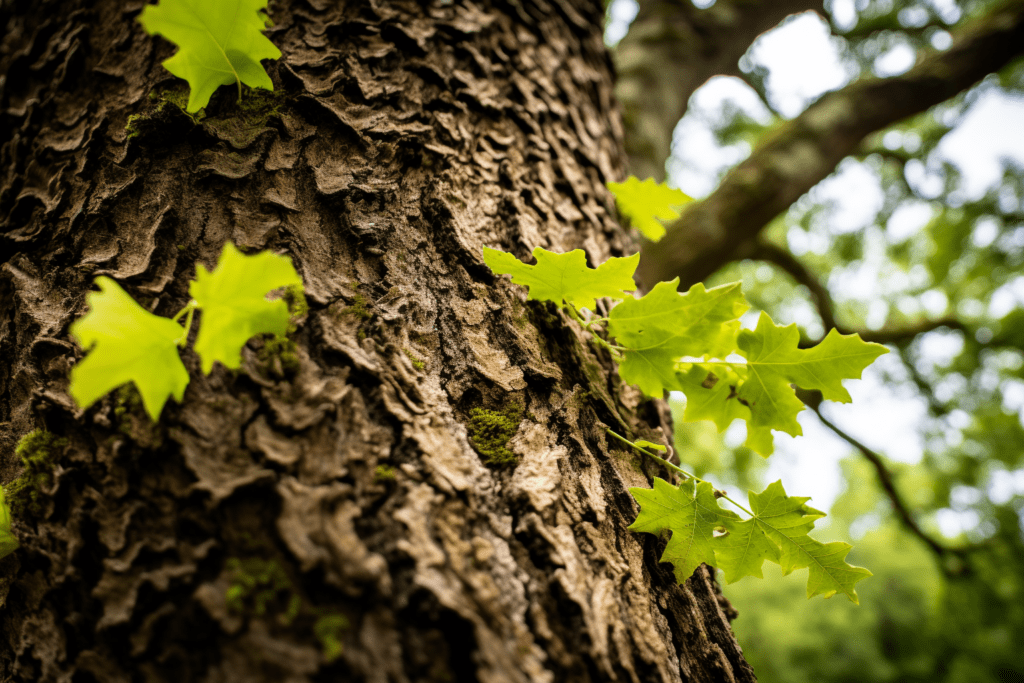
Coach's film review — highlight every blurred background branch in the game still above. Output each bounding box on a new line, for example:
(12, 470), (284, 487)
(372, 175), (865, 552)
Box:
(635, 0), (1024, 290)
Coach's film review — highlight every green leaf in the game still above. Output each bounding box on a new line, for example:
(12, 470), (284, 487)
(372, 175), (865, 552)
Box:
(722, 481), (871, 602)
(617, 333), (687, 397)
(70, 277), (190, 421)
(611, 280), (747, 397)
(607, 176), (693, 242)
(736, 312), (889, 452)
(482, 247), (639, 311)
(190, 243), (303, 373)
(0, 486), (19, 560)
(609, 280), (747, 358)
(676, 312), (888, 455)
(676, 364), (748, 431)
(138, 0), (282, 112)
(629, 478), (740, 583)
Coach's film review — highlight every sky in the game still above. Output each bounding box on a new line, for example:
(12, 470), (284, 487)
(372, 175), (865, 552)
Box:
(606, 1), (1024, 534)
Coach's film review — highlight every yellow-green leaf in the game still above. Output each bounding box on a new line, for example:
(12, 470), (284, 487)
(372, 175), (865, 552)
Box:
(629, 478), (740, 582)
(190, 243), (303, 373)
(0, 487), (19, 560)
(482, 246), (638, 311)
(607, 176), (693, 242)
(70, 277), (190, 420)
(139, 0), (282, 112)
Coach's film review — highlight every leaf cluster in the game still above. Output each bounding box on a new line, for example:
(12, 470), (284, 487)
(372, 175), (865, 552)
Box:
(483, 176), (887, 600)
(630, 478), (870, 602)
(69, 243), (303, 420)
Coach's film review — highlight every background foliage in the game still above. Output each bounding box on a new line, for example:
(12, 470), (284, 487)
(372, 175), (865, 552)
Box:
(611, 0), (1024, 680)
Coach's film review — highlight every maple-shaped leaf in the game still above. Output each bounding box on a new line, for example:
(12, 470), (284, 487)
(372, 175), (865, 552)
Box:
(675, 312), (887, 455)
(482, 247), (639, 311)
(0, 487), (18, 560)
(609, 280), (747, 358)
(735, 312), (889, 452)
(721, 481), (871, 602)
(629, 478), (740, 583)
(607, 176), (693, 242)
(70, 277), (190, 420)
(676, 363), (748, 431)
(139, 0), (282, 112)
(190, 243), (303, 373)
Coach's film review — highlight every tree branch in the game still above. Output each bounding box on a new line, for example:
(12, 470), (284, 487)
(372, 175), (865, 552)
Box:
(751, 241), (839, 332)
(637, 0), (1024, 289)
(751, 241), (967, 345)
(810, 405), (972, 577)
(614, 0), (822, 181)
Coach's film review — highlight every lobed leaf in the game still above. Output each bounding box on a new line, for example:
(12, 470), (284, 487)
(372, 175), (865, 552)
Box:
(138, 0), (281, 112)
(677, 311), (888, 455)
(629, 478), (870, 601)
(70, 277), (190, 420)
(190, 243), (303, 373)
(628, 478), (740, 583)
(607, 176), (693, 242)
(722, 481), (872, 602)
(612, 280), (747, 397)
(482, 246), (638, 311)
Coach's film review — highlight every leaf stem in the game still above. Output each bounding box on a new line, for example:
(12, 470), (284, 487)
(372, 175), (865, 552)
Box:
(176, 300), (198, 347)
(606, 428), (754, 517)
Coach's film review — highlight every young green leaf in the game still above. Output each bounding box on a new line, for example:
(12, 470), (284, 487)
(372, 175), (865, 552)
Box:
(628, 478), (740, 583)
(609, 280), (747, 359)
(607, 176), (693, 242)
(482, 247), (639, 311)
(676, 312), (888, 455)
(721, 481), (871, 602)
(69, 277), (190, 420)
(611, 280), (746, 397)
(0, 487), (19, 560)
(736, 312), (888, 453)
(138, 0), (282, 112)
(190, 243), (303, 373)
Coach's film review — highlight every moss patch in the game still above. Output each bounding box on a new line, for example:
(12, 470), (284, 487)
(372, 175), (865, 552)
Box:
(467, 403), (523, 466)
(314, 613), (349, 663)
(258, 335), (300, 378)
(225, 557), (301, 626)
(5, 430), (67, 517)
(341, 293), (372, 321)
(202, 88), (286, 149)
(403, 348), (425, 371)
(373, 464), (396, 482)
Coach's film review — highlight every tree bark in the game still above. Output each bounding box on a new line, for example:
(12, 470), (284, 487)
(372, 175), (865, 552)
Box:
(0, 1), (755, 681)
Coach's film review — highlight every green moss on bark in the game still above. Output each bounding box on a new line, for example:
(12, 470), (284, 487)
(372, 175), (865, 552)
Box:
(5, 430), (67, 517)
(467, 404), (523, 466)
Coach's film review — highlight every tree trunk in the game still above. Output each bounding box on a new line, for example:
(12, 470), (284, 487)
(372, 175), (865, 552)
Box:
(0, 1), (755, 681)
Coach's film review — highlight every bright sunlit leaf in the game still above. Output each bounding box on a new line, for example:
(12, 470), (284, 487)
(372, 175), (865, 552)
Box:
(607, 176), (693, 242)
(190, 243), (303, 373)
(70, 277), (189, 420)
(482, 246), (638, 311)
(138, 0), (281, 112)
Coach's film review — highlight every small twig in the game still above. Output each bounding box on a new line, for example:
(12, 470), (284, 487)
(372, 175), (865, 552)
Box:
(607, 429), (755, 517)
(811, 406), (971, 576)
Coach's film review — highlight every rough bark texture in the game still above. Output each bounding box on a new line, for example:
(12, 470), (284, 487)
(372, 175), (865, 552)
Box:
(614, 0), (819, 182)
(0, 0), (756, 681)
(636, 0), (1024, 291)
